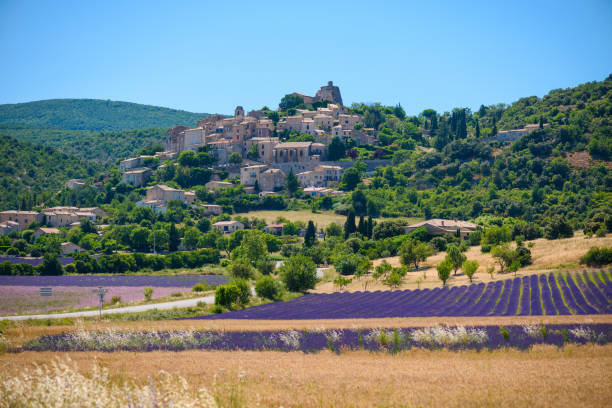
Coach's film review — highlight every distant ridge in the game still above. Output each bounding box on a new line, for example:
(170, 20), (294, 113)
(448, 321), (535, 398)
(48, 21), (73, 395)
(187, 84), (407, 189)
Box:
(0, 98), (208, 131)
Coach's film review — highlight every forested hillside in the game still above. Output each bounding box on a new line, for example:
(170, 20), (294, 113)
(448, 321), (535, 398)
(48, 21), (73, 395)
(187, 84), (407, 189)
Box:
(0, 99), (207, 131)
(0, 125), (166, 165)
(0, 136), (99, 210)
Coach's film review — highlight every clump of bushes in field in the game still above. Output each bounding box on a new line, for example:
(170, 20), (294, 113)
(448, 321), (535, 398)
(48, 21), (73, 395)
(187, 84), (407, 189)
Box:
(580, 246), (612, 266)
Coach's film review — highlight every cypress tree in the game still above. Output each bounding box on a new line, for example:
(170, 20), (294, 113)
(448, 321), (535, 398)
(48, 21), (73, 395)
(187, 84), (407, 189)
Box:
(168, 223), (180, 251)
(358, 215), (366, 236)
(475, 118), (480, 138)
(304, 220), (316, 247)
(367, 216), (374, 239)
(344, 210), (356, 238)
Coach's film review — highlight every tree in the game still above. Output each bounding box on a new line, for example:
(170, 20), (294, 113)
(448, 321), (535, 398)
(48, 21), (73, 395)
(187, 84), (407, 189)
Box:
(247, 143), (259, 160)
(130, 227), (150, 251)
(232, 230), (268, 265)
(344, 210), (356, 238)
(215, 284), (240, 309)
(325, 222), (343, 238)
(168, 223), (180, 251)
(183, 226), (201, 250)
(304, 220), (316, 247)
(178, 150), (198, 167)
(327, 137), (346, 161)
(491, 244), (516, 274)
(280, 255), (317, 292)
(286, 169), (298, 196)
(228, 152), (243, 165)
(351, 190), (368, 216)
(446, 244), (466, 275)
(462, 260), (479, 283)
(255, 276), (282, 300)
(400, 239), (433, 270)
(230, 259), (254, 280)
(279, 93), (305, 110)
(373, 221), (404, 240)
(357, 215), (367, 236)
(437, 258), (453, 286)
(475, 118), (480, 138)
(39, 252), (63, 276)
(148, 229), (169, 252)
(339, 167), (361, 191)
(544, 215), (574, 240)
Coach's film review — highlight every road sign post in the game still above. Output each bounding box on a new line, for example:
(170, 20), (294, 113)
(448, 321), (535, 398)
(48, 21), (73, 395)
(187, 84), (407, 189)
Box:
(40, 287), (52, 297)
(92, 287), (108, 318)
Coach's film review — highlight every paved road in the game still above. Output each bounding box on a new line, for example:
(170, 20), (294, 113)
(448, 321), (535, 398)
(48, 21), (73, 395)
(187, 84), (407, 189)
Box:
(0, 295), (215, 321)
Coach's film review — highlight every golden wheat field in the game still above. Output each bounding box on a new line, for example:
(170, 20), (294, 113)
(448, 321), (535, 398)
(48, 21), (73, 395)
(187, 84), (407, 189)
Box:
(1, 346), (611, 408)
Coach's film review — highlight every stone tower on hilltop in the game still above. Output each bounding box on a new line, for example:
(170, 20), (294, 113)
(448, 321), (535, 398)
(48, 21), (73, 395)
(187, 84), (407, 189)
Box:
(315, 81), (343, 105)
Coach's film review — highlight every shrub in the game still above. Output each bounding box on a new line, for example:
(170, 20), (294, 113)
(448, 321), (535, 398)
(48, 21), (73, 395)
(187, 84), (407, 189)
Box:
(110, 296), (121, 305)
(144, 287), (154, 301)
(544, 215), (573, 240)
(230, 259), (254, 279)
(580, 246), (612, 266)
(430, 236), (447, 251)
(214, 284), (240, 309)
(333, 253), (369, 276)
(231, 278), (251, 307)
(255, 276), (282, 300)
(280, 255), (317, 292)
(256, 256), (276, 275)
(192, 283), (211, 292)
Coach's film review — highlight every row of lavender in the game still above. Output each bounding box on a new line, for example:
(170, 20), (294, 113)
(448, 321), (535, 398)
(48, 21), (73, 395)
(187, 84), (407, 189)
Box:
(200, 271), (611, 320)
(21, 324), (611, 353)
(0, 274), (230, 288)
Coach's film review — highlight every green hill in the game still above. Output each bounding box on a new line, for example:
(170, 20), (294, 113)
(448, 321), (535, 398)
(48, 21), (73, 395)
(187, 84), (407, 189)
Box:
(0, 99), (207, 131)
(0, 124), (166, 166)
(0, 135), (100, 211)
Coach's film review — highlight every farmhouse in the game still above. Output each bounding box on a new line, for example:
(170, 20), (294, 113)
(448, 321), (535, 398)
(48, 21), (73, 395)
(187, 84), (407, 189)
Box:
(403, 219), (479, 238)
(34, 227), (60, 240)
(201, 204), (223, 215)
(212, 220), (244, 233)
(61, 242), (87, 255)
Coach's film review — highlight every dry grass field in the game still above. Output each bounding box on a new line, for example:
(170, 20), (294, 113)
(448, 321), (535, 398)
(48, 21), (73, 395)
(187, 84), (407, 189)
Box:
(234, 209), (422, 229)
(2, 346), (611, 407)
(314, 232), (612, 293)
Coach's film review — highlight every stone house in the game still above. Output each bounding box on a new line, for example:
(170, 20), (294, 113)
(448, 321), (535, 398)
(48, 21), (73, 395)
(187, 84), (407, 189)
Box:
(240, 165), (268, 186)
(61, 242), (87, 256)
(205, 180), (234, 191)
(201, 204), (223, 216)
(259, 168), (286, 192)
(0, 221), (20, 235)
(34, 227), (60, 240)
(145, 185), (194, 205)
(65, 179), (85, 189)
(264, 224), (284, 235)
(212, 220), (244, 234)
(0, 211), (43, 231)
(121, 168), (152, 187)
(403, 219), (479, 239)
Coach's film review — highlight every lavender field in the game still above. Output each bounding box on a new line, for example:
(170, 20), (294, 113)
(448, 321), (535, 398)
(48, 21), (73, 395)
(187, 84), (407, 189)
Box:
(0, 274), (229, 315)
(200, 271), (611, 320)
(21, 324), (612, 353)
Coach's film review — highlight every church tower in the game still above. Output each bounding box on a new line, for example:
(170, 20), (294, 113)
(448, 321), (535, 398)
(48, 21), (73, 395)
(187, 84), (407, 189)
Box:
(234, 106), (245, 121)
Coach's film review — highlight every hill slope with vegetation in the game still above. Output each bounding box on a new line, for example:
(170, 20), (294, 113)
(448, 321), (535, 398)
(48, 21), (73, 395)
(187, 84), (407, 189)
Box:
(0, 135), (99, 210)
(0, 99), (207, 131)
(0, 125), (166, 165)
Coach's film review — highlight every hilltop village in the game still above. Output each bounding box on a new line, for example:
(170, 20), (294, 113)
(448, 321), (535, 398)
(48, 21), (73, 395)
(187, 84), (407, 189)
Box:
(116, 82), (381, 207)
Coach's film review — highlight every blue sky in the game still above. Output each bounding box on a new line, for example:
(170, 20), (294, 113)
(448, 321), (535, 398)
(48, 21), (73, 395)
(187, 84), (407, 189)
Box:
(0, 0), (611, 116)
